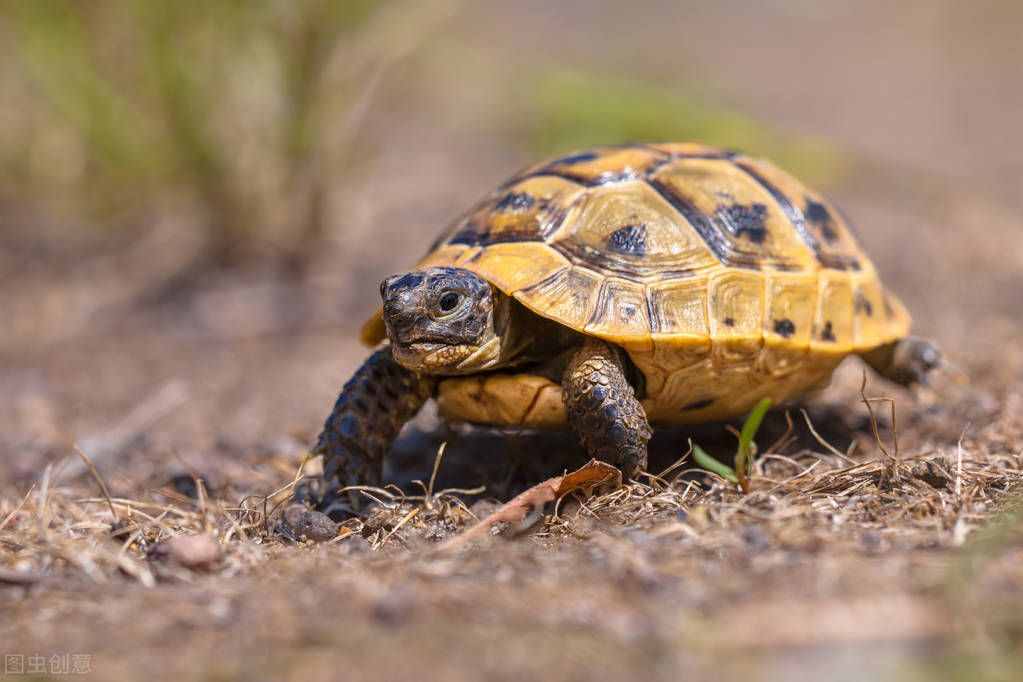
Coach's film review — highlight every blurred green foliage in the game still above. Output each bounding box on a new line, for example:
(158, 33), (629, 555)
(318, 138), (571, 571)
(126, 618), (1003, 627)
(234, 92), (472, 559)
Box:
(527, 70), (847, 185)
(0, 0), (449, 265)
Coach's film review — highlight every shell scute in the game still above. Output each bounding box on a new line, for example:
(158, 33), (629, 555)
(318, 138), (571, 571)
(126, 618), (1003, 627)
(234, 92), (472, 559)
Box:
(764, 273), (817, 347)
(584, 277), (654, 349)
(813, 274), (855, 351)
(442, 175), (584, 247)
(648, 158), (818, 272)
(708, 271), (764, 341)
(551, 180), (719, 279)
(515, 266), (602, 334)
(646, 277), (711, 339)
(852, 277), (892, 347)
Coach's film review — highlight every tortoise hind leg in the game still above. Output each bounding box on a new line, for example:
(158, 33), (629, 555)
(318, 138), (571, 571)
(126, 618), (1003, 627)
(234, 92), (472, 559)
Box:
(861, 336), (942, 387)
(305, 348), (434, 517)
(562, 338), (652, 478)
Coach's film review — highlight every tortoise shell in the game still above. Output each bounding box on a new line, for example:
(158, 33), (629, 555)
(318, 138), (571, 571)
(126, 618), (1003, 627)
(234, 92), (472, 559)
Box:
(362, 143), (912, 426)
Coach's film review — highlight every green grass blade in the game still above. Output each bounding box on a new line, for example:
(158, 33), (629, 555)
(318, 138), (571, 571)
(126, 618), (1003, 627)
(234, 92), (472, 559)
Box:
(692, 443), (738, 484)
(735, 398), (773, 483)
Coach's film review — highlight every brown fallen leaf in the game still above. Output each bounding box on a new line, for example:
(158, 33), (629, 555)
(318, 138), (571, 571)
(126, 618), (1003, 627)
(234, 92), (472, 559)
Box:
(436, 459), (621, 552)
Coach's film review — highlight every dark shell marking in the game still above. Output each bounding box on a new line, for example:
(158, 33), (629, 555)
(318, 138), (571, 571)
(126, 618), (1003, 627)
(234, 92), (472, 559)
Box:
(717, 203), (768, 243)
(550, 151), (600, 166)
(448, 221), (541, 246)
(773, 318), (796, 338)
(606, 224), (648, 255)
(682, 398), (715, 411)
(854, 292), (874, 316)
(821, 321), (837, 342)
(804, 198), (837, 242)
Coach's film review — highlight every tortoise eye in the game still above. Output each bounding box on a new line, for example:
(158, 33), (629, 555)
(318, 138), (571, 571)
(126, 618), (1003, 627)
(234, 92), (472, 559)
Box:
(437, 291), (463, 314)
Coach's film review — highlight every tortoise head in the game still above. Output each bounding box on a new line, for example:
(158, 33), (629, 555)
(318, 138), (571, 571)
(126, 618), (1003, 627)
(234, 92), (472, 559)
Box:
(380, 267), (509, 374)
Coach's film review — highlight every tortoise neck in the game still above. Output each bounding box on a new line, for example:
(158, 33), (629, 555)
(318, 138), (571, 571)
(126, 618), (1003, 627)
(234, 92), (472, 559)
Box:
(492, 294), (576, 369)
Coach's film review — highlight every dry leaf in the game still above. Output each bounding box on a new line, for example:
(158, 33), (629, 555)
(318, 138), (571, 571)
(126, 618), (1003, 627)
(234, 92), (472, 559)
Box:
(436, 459), (621, 552)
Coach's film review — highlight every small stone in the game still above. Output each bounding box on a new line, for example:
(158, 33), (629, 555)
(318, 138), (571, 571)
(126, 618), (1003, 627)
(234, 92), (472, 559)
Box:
(282, 505), (339, 542)
(151, 533), (221, 570)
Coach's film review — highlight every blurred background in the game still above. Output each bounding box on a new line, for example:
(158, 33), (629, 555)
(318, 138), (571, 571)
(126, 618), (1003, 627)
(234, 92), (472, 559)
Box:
(2, 2), (1022, 680)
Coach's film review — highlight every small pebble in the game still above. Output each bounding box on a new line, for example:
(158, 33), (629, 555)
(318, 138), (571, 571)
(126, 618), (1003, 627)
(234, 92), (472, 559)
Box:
(282, 505), (338, 542)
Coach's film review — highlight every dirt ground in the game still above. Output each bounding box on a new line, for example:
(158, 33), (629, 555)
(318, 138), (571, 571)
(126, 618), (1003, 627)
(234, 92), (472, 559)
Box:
(2, 3), (1022, 681)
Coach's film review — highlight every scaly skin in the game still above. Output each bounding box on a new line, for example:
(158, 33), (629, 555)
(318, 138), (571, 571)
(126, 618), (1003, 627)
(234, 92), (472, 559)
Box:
(312, 348), (434, 514)
(562, 338), (652, 477)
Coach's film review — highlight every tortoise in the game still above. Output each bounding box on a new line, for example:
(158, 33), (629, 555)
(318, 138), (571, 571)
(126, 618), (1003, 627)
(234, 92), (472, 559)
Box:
(311, 143), (940, 509)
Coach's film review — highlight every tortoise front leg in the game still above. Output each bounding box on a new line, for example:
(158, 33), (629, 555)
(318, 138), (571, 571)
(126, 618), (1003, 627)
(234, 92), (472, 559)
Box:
(311, 347), (434, 516)
(562, 338), (652, 478)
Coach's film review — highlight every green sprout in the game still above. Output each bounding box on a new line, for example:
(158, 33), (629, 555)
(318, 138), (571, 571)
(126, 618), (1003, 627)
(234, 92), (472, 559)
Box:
(692, 398), (773, 493)
(692, 442), (739, 484)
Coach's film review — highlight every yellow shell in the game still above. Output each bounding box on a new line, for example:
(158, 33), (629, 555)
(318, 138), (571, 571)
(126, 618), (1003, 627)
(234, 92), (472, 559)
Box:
(362, 144), (912, 426)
